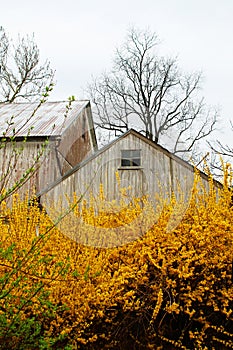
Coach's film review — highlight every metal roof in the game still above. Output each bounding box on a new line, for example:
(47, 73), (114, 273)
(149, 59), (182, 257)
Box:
(0, 101), (90, 138)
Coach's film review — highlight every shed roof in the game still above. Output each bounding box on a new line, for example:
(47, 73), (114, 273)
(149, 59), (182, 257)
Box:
(0, 100), (90, 138)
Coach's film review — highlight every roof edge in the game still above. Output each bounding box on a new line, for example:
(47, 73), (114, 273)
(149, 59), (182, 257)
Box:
(37, 129), (222, 198)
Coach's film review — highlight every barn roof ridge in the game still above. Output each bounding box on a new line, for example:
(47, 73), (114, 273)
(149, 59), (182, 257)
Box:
(0, 99), (90, 104)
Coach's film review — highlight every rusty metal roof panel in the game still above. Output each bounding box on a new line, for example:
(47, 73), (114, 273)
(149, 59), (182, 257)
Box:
(0, 101), (89, 138)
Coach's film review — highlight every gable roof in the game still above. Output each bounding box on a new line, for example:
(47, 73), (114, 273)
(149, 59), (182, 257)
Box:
(38, 128), (222, 197)
(0, 100), (90, 138)
(62, 128), (196, 174)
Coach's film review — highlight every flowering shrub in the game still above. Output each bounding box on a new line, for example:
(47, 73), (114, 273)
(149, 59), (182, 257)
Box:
(0, 168), (232, 349)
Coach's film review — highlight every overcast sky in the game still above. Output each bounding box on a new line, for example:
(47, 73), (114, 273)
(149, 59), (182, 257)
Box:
(1, 0), (233, 146)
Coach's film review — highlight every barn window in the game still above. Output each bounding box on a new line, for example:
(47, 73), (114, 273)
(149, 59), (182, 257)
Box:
(121, 150), (141, 167)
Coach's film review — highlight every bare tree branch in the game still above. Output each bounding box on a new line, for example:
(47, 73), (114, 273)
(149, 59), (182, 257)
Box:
(87, 27), (217, 158)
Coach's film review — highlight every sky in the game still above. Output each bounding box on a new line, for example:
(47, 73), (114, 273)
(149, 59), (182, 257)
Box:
(1, 0), (233, 147)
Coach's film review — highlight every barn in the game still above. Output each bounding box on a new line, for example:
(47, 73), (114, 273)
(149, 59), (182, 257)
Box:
(0, 100), (97, 199)
(1, 106), (221, 246)
(35, 128), (223, 247)
(39, 128), (216, 208)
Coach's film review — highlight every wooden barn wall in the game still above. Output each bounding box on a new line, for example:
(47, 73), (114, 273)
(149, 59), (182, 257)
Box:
(0, 105), (97, 202)
(0, 141), (42, 199)
(57, 107), (95, 175)
(38, 142), (62, 192)
(38, 106), (97, 191)
(41, 133), (203, 210)
(0, 140), (62, 200)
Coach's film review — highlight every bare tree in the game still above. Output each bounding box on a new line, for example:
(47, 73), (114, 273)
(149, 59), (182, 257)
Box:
(0, 27), (53, 103)
(88, 28), (217, 158)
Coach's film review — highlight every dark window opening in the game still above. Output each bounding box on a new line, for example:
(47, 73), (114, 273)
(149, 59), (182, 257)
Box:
(121, 150), (141, 167)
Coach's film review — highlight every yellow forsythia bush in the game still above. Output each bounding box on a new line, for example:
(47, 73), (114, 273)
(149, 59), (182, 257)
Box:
(0, 168), (232, 349)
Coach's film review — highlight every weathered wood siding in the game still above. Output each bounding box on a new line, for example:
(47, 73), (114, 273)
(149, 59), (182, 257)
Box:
(57, 105), (96, 174)
(0, 104), (97, 200)
(41, 132), (204, 210)
(0, 140), (59, 199)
